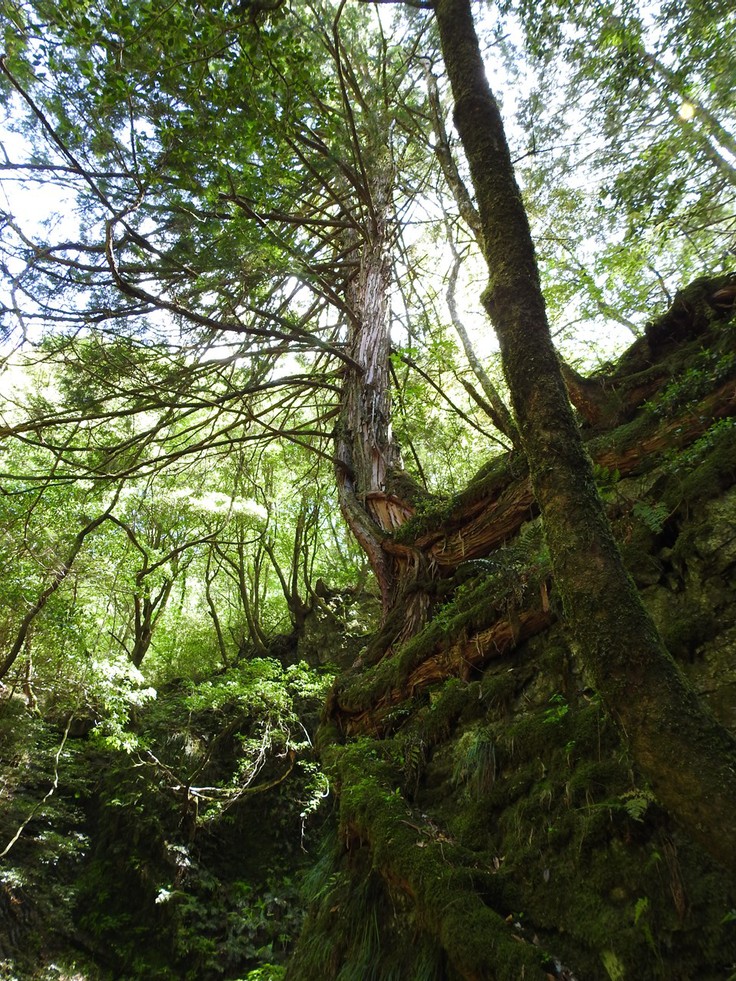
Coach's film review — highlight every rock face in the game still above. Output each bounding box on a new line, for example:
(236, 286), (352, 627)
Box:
(297, 588), (381, 671)
(290, 281), (736, 980)
(644, 485), (736, 733)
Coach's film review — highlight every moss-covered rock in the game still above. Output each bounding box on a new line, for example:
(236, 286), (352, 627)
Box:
(293, 290), (736, 979)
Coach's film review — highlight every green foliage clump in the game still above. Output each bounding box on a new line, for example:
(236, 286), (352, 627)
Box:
(0, 649), (333, 979)
(665, 417), (736, 508)
(452, 726), (497, 798)
(646, 348), (736, 418)
(291, 830), (448, 981)
(0, 699), (97, 979)
(630, 500), (669, 535)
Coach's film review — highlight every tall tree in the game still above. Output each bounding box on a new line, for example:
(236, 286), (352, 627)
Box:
(432, 0), (736, 871)
(0, 0), (451, 615)
(2, 0), (735, 877)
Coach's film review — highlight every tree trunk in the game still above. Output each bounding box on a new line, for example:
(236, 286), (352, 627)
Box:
(335, 173), (414, 613)
(130, 581), (172, 669)
(433, 0), (736, 872)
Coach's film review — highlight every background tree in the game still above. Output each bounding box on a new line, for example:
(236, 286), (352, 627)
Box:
(504, 0), (736, 347)
(0, 0), (485, 609)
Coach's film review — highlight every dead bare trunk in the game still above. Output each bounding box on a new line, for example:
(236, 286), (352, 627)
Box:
(335, 174), (414, 613)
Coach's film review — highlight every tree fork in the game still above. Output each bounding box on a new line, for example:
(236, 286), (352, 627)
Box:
(433, 0), (736, 871)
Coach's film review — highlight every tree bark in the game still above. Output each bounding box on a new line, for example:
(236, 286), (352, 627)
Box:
(433, 0), (736, 872)
(335, 173), (414, 612)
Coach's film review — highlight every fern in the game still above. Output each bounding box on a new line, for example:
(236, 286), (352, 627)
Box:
(632, 501), (669, 534)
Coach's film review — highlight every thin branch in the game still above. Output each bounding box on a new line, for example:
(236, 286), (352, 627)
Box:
(0, 718), (72, 859)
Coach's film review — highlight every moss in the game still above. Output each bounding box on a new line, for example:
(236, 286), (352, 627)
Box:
(419, 676), (736, 977)
(317, 736), (554, 979)
(669, 418), (736, 507)
(422, 677), (473, 743)
(620, 544), (663, 586)
(334, 655), (403, 713)
(288, 829), (449, 981)
(645, 275), (736, 347)
(336, 571), (518, 713)
(393, 451), (527, 546)
(452, 726), (497, 798)
(503, 702), (576, 758)
(601, 949), (626, 981)
(586, 407), (669, 470)
(479, 665), (523, 711)
(645, 347), (736, 420)
(315, 717), (342, 754)
(657, 603), (714, 660)
(392, 494), (457, 544)
(302, 288), (736, 978)
(564, 756), (626, 800)
(313, 636), (736, 980)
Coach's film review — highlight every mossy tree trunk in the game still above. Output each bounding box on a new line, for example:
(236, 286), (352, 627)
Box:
(433, 0), (736, 872)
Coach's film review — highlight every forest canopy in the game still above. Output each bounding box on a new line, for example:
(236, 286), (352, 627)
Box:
(0, 0), (731, 684)
(0, 0), (735, 977)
